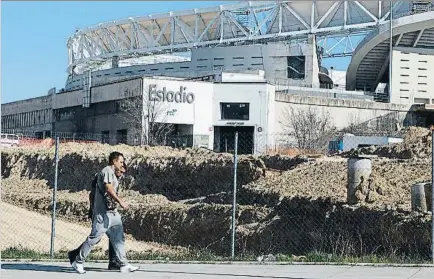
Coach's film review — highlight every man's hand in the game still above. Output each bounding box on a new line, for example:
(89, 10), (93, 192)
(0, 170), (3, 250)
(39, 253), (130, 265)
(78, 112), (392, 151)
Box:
(119, 200), (129, 210)
(105, 183), (128, 210)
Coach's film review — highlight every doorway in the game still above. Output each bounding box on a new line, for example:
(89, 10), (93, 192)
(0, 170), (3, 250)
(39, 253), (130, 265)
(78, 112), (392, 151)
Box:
(214, 126), (255, 154)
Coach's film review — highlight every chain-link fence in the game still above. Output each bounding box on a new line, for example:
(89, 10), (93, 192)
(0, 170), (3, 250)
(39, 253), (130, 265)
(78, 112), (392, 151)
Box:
(1, 136), (60, 258)
(0, 130), (210, 149)
(1, 128), (434, 263)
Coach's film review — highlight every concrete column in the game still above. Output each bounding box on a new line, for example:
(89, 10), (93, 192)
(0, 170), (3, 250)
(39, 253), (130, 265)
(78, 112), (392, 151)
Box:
(347, 157), (372, 205)
(305, 35), (320, 88)
(411, 183), (428, 212)
(112, 56), (119, 68)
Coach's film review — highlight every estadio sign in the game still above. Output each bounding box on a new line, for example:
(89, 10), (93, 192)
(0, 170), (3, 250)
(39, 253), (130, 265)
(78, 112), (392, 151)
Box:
(148, 84), (195, 104)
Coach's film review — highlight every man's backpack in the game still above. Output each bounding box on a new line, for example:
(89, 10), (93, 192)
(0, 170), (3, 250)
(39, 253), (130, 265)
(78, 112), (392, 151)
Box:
(87, 171), (120, 219)
(87, 173), (99, 219)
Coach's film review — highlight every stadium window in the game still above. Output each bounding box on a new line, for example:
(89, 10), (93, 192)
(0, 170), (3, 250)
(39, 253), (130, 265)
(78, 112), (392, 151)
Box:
(287, 56), (306, 79)
(414, 98), (429, 104)
(220, 103), (250, 120)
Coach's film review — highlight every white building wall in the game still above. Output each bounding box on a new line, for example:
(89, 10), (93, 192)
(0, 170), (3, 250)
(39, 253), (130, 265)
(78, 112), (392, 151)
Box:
(212, 82), (275, 154)
(274, 93), (411, 134)
(390, 47), (434, 105)
(142, 77), (214, 148)
(212, 83), (273, 131)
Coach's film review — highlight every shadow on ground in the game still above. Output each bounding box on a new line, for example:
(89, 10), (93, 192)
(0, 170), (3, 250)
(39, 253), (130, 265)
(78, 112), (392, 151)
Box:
(1, 263), (311, 278)
(140, 269), (310, 279)
(0, 263), (107, 273)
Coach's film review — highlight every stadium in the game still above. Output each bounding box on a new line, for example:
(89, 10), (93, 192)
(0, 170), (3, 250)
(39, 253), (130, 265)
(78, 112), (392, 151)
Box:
(1, 0), (434, 153)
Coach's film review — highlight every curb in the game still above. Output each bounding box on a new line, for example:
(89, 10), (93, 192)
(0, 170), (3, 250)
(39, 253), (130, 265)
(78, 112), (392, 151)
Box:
(2, 259), (434, 267)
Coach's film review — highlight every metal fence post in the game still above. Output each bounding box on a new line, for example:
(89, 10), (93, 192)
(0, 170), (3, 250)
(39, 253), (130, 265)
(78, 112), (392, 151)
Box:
(432, 131), (434, 264)
(231, 131), (238, 260)
(50, 137), (60, 258)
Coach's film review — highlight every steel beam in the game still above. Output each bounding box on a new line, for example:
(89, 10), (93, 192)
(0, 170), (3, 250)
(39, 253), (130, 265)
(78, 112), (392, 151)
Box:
(67, 0), (418, 74)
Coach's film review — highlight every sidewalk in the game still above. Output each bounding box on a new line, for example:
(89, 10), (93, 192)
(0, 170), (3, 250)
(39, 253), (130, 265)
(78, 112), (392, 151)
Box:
(2, 262), (434, 278)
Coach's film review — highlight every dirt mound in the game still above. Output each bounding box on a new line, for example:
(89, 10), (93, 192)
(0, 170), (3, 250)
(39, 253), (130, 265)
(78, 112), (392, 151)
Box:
(258, 155), (310, 171)
(1, 144), (265, 200)
(240, 158), (431, 210)
(1, 202), (181, 255)
(1, 177), (271, 254)
(345, 127), (432, 159)
(2, 140), (433, 259)
(3, 177), (431, 259)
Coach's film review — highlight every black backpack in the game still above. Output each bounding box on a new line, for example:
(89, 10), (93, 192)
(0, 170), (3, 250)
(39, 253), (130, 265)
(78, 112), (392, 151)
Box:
(87, 173), (100, 219)
(87, 171), (120, 218)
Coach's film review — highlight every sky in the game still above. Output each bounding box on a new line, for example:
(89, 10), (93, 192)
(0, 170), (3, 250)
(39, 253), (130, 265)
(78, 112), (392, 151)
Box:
(1, 1), (353, 104)
(1, 1), (231, 104)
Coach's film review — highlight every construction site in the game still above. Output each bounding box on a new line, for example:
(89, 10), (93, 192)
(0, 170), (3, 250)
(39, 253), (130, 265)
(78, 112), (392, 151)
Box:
(1, 126), (434, 261)
(2, 0), (434, 264)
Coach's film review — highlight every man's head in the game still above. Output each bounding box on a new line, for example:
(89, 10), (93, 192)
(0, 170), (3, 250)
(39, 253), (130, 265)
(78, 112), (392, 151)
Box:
(115, 162), (127, 178)
(108, 151), (124, 172)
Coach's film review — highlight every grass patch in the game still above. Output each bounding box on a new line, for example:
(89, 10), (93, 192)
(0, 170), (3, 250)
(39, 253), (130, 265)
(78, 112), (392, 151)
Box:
(274, 251), (431, 264)
(1, 246), (232, 262)
(1, 247), (430, 264)
(2, 247), (49, 260)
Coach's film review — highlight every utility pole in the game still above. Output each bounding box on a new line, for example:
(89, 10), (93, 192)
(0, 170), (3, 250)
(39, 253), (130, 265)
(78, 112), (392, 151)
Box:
(388, 0), (393, 102)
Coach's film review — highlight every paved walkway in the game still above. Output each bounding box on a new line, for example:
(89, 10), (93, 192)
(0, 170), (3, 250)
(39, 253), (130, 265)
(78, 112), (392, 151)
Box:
(1, 262), (433, 278)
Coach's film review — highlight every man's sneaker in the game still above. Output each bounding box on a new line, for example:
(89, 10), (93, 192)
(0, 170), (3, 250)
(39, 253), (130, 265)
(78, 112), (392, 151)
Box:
(120, 264), (139, 273)
(108, 262), (121, 271)
(71, 261), (86, 274)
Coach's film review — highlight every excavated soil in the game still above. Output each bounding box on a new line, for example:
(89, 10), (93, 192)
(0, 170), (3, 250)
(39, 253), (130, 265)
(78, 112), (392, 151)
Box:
(345, 127), (432, 159)
(1, 202), (184, 256)
(1, 132), (433, 259)
(1, 144), (265, 200)
(241, 158), (432, 210)
(1, 177), (272, 254)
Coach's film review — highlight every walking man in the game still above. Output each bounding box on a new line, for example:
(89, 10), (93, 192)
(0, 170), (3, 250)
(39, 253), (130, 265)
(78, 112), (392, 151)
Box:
(71, 151), (139, 274)
(68, 162), (127, 270)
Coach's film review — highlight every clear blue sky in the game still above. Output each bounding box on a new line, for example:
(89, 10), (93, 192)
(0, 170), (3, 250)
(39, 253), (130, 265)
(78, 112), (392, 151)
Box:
(1, 1), (231, 104)
(1, 1), (352, 104)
